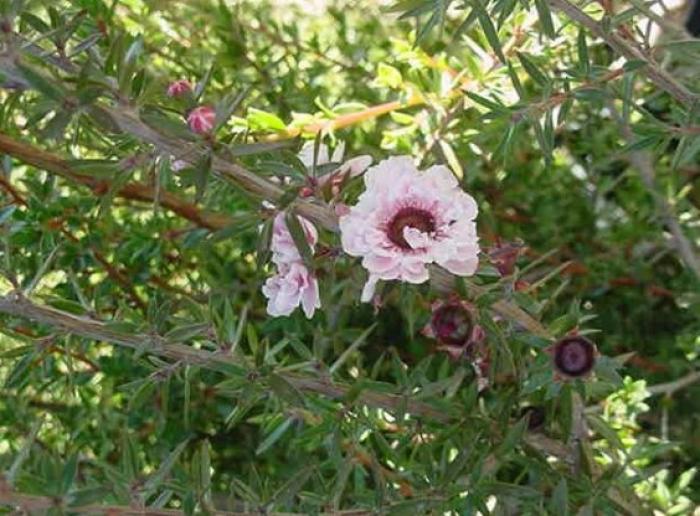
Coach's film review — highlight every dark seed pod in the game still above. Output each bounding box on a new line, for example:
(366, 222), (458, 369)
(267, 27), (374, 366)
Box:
(520, 406), (546, 431)
(547, 335), (597, 379)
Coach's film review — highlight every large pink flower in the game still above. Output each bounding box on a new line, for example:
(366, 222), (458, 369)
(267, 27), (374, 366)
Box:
(339, 156), (479, 301)
(262, 262), (320, 318)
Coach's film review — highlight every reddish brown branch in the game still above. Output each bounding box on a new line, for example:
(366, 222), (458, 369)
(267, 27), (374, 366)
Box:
(0, 132), (231, 231)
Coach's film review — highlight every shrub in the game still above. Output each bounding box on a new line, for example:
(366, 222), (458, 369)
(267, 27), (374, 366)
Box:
(0, 0), (699, 513)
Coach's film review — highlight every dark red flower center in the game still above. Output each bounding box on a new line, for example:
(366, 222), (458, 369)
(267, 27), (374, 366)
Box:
(431, 303), (473, 347)
(387, 207), (436, 249)
(553, 336), (596, 377)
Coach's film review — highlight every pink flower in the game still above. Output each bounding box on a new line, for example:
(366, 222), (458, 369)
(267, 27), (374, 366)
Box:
(261, 213), (321, 319)
(270, 213), (318, 267)
(187, 106), (216, 134)
(339, 156), (479, 301)
(262, 262), (320, 318)
(167, 79), (192, 97)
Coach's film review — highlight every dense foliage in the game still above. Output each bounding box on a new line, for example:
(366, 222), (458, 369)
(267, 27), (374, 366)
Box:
(1, 0), (699, 514)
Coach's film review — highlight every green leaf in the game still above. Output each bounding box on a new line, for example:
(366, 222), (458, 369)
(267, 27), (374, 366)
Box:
(193, 152), (212, 202)
(496, 416), (528, 456)
(284, 211), (314, 269)
(330, 323), (377, 374)
(465, 91), (510, 114)
(256, 217), (274, 269)
(268, 373), (305, 407)
(375, 62), (403, 89)
(247, 108), (287, 131)
(534, 0), (555, 38)
(164, 322), (209, 342)
(61, 454), (79, 494)
(4, 349), (37, 389)
(0, 204), (17, 224)
(119, 34), (144, 91)
(517, 52), (548, 87)
(577, 29), (590, 75)
(143, 440), (189, 494)
(6, 417), (43, 485)
(623, 59), (647, 72)
(256, 416), (293, 455)
(473, 1), (505, 63)
(270, 464), (314, 505)
(16, 61), (64, 102)
(550, 478), (569, 515)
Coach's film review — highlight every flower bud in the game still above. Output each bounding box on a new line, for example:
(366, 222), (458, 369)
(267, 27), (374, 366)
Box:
(546, 335), (597, 379)
(187, 106), (216, 134)
(299, 186), (314, 198)
(166, 79), (192, 97)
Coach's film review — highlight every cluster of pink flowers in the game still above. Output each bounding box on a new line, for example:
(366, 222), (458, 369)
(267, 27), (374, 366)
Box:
(339, 156), (480, 302)
(261, 213), (321, 319)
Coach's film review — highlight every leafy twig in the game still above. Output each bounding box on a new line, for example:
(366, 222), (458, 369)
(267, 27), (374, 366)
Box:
(547, 0), (698, 107)
(608, 103), (700, 280)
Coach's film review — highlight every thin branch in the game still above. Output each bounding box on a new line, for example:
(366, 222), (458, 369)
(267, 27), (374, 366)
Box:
(0, 132), (232, 231)
(547, 0), (699, 108)
(647, 370), (700, 396)
(0, 292), (568, 462)
(609, 103), (700, 280)
(0, 292), (449, 421)
(0, 481), (363, 515)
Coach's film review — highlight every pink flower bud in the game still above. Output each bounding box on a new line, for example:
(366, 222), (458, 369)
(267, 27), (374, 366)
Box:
(187, 106), (216, 134)
(299, 186), (314, 198)
(166, 79), (192, 97)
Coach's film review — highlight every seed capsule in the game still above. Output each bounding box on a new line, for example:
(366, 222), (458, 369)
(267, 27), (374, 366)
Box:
(547, 335), (597, 379)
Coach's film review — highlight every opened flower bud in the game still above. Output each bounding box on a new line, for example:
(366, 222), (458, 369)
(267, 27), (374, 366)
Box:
(430, 302), (474, 347)
(187, 106), (216, 134)
(167, 79), (192, 97)
(547, 335), (597, 379)
(423, 299), (484, 354)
